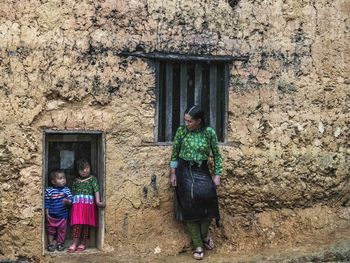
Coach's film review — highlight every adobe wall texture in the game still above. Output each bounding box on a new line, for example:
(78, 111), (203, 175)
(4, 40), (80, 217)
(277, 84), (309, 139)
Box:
(0, 0), (349, 262)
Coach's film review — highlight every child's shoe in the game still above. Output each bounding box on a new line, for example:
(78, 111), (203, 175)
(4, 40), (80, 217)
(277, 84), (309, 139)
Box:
(47, 244), (55, 252)
(57, 244), (65, 251)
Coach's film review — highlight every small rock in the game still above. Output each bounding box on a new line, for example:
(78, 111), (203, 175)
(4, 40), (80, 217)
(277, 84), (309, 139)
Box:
(154, 246), (161, 254)
(334, 127), (341, 138)
(314, 139), (322, 147)
(2, 183), (11, 191)
(318, 122), (325, 134)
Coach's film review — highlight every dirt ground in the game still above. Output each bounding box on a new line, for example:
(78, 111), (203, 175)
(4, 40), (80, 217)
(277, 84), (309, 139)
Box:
(44, 245), (350, 263)
(45, 226), (350, 263)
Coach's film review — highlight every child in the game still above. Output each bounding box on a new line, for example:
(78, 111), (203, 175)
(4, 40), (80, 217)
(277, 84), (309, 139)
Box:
(45, 169), (73, 251)
(68, 158), (105, 253)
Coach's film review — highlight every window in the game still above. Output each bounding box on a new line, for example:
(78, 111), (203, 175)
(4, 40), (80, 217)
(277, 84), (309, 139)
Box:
(42, 131), (105, 253)
(155, 60), (230, 143)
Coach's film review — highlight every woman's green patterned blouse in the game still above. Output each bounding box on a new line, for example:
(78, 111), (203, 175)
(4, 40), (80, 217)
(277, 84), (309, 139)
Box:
(170, 126), (223, 175)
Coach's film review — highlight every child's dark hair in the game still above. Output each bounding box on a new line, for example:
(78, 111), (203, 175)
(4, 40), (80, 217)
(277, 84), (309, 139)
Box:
(76, 158), (90, 172)
(184, 105), (207, 128)
(49, 169), (65, 182)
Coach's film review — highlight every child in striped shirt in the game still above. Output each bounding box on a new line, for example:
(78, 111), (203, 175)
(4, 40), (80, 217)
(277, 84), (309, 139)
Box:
(45, 169), (72, 252)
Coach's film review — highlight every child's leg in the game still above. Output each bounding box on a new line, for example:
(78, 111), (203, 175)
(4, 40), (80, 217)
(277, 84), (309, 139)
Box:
(47, 225), (56, 245)
(71, 225), (82, 245)
(56, 219), (67, 245)
(68, 225), (82, 252)
(47, 233), (55, 245)
(46, 225), (56, 251)
(81, 225), (89, 245)
(73, 225), (89, 251)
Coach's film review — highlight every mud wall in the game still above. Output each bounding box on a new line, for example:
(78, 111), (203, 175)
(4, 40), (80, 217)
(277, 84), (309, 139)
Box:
(0, 0), (349, 261)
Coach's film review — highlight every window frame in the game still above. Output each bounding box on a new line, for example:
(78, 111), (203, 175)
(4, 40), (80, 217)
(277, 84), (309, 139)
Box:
(154, 60), (230, 144)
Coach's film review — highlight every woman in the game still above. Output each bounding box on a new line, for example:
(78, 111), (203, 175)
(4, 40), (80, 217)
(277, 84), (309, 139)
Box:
(169, 105), (222, 260)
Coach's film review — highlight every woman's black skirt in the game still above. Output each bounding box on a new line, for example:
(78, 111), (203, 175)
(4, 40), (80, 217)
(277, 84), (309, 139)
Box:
(174, 159), (220, 224)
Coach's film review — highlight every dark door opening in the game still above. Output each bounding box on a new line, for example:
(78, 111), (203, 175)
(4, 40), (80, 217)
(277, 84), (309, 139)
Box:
(42, 131), (105, 253)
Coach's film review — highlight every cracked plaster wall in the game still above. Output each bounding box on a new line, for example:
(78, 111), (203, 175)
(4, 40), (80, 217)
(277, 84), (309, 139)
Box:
(0, 0), (349, 261)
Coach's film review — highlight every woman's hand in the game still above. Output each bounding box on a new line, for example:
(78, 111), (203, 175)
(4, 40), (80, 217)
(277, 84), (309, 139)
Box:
(213, 175), (221, 187)
(170, 173), (177, 187)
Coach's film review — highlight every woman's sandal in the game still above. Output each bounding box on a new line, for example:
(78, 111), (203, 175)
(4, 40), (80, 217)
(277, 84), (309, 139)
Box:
(67, 244), (77, 253)
(193, 247), (204, 260)
(203, 237), (215, 250)
(76, 244), (86, 252)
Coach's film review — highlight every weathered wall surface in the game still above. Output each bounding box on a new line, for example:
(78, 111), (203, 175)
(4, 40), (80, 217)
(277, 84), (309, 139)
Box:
(0, 0), (349, 261)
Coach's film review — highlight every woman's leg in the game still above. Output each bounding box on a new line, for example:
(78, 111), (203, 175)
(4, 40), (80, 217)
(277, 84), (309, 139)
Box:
(200, 220), (215, 250)
(200, 220), (211, 240)
(186, 221), (203, 248)
(187, 221), (205, 260)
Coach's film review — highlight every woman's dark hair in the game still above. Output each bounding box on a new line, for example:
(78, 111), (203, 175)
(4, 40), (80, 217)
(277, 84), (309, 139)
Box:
(76, 158), (90, 172)
(184, 105), (207, 128)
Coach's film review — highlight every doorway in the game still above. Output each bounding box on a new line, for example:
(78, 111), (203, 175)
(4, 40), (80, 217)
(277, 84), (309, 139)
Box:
(42, 131), (105, 253)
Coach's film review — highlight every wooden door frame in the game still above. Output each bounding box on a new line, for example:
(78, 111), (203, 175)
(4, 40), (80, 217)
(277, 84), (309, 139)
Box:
(42, 130), (105, 255)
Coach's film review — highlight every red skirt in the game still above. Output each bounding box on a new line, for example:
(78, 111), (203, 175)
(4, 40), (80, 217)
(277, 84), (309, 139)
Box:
(71, 203), (97, 227)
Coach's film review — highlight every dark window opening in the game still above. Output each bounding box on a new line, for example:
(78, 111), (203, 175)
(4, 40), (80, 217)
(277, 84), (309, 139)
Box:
(156, 61), (229, 142)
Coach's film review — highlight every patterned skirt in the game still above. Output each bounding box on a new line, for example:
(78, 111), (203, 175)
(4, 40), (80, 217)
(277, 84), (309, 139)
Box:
(70, 195), (98, 227)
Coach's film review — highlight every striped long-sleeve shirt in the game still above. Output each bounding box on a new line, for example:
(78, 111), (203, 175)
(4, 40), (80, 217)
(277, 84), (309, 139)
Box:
(45, 186), (73, 219)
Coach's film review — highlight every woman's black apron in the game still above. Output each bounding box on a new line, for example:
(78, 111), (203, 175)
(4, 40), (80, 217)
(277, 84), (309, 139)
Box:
(174, 158), (220, 224)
